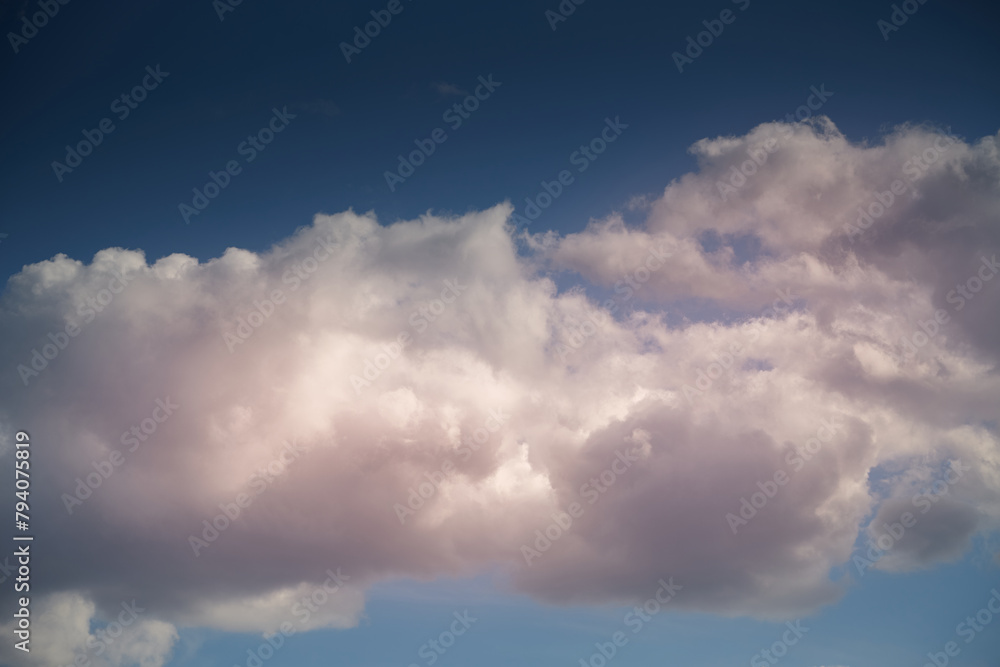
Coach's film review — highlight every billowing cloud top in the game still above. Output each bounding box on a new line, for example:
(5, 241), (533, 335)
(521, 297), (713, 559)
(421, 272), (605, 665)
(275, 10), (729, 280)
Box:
(1, 118), (999, 666)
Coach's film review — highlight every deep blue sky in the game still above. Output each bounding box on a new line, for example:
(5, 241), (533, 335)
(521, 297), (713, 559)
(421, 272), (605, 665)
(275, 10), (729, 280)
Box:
(2, 2), (1000, 666)
(1, 0), (999, 280)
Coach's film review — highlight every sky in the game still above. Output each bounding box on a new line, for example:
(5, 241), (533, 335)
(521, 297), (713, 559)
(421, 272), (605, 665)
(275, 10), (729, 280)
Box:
(1, 1), (1000, 666)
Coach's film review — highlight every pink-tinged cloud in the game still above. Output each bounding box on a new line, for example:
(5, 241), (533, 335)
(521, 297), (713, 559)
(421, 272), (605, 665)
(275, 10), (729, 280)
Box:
(1, 118), (999, 666)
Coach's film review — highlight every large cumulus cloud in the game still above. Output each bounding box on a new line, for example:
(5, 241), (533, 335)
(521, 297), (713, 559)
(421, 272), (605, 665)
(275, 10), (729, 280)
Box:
(1, 117), (999, 665)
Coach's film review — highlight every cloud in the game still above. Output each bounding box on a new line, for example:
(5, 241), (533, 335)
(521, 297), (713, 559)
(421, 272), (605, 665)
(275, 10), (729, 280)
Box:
(865, 492), (980, 573)
(431, 81), (466, 97)
(0, 593), (178, 667)
(1, 119), (999, 637)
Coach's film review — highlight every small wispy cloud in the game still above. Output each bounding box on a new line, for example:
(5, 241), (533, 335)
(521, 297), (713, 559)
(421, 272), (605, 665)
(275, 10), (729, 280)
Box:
(625, 194), (651, 211)
(431, 81), (466, 97)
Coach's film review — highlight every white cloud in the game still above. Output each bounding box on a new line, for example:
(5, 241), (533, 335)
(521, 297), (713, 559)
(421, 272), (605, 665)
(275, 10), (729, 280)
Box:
(1, 119), (998, 635)
(0, 593), (178, 667)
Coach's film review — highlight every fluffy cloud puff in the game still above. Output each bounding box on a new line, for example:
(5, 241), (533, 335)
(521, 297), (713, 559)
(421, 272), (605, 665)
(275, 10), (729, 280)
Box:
(0, 593), (177, 667)
(1, 118), (998, 650)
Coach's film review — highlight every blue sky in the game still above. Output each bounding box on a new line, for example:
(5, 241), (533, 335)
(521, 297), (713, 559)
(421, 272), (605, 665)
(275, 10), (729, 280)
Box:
(2, 0), (998, 274)
(167, 556), (1000, 667)
(2, 2), (1000, 667)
